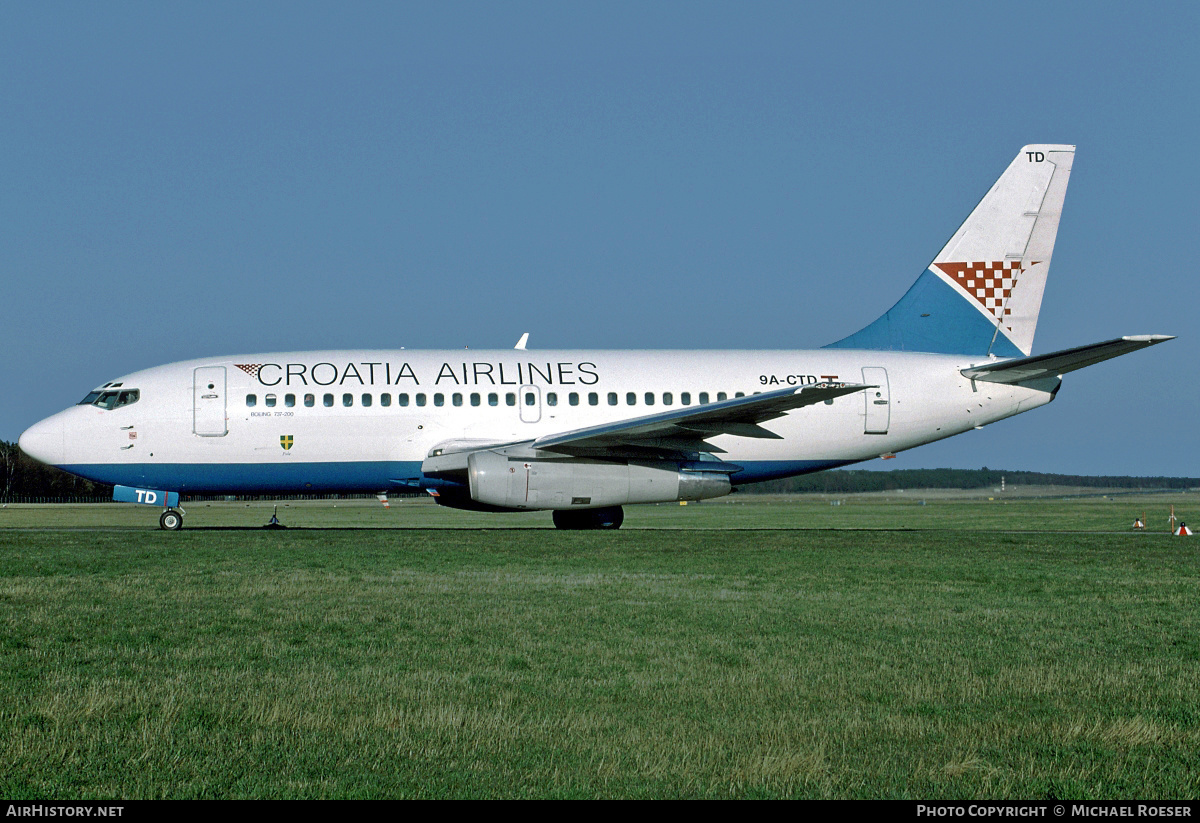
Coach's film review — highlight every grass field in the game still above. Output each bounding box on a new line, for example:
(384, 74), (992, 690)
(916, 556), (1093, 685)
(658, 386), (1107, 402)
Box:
(1, 494), (1197, 798)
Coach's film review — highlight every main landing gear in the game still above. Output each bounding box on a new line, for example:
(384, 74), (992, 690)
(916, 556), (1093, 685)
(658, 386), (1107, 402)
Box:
(552, 506), (625, 530)
(159, 509), (184, 531)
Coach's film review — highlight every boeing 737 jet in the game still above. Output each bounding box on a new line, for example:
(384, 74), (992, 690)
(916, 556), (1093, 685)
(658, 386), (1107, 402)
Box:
(18, 145), (1172, 529)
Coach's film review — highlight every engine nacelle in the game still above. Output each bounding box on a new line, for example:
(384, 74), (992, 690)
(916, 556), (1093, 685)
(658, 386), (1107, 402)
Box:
(466, 450), (732, 510)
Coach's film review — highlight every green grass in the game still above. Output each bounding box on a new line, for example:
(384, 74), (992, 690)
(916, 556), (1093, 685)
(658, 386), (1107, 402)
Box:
(0, 496), (1198, 798)
(0, 489), (1194, 531)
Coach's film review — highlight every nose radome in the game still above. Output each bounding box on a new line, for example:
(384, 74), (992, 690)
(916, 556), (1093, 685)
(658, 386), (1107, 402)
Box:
(18, 415), (65, 466)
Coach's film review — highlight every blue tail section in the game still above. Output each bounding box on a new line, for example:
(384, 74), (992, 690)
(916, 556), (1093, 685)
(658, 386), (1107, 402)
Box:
(825, 145), (1075, 357)
(825, 269), (1024, 357)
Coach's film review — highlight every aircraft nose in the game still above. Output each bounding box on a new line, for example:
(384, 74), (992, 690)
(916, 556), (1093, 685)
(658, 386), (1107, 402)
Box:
(18, 415), (66, 466)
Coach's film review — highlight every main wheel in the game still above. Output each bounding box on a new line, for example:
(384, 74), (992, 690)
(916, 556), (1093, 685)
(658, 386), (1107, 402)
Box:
(590, 506), (624, 530)
(159, 509), (183, 531)
(552, 506), (624, 530)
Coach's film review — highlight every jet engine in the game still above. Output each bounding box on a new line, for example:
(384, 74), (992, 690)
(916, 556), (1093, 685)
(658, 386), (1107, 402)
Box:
(465, 449), (734, 510)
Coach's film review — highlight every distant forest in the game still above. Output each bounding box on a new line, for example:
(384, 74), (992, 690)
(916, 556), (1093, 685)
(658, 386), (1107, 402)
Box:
(740, 468), (1200, 494)
(1, 439), (1196, 501)
(1, 439), (111, 500)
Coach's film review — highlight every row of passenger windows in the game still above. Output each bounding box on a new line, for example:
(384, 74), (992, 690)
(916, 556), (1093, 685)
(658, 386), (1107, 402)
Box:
(245, 390), (746, 409)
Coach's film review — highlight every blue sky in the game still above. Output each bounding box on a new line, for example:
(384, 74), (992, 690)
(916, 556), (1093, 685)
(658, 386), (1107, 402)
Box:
(3, 2), (1197, 476)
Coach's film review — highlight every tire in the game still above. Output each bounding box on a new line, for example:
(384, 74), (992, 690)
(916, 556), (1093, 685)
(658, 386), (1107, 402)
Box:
(591, 506), (624, 530)
(159, 509), (183, 531)
(553, 506), (624, 530)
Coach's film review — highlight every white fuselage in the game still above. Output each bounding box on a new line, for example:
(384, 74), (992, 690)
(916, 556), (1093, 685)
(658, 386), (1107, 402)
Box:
(19, 348), (1058, 495)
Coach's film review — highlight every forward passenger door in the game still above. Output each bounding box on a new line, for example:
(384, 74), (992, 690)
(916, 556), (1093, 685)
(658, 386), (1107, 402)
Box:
(193, 366), (228, 436)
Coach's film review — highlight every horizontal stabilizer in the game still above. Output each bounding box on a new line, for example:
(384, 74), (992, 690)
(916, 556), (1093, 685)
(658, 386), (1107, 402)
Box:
(961, 335), (1174, 384)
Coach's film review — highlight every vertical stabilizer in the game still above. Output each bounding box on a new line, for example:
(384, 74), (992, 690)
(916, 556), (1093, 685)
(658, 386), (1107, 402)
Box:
(827, 145), (1074, 356)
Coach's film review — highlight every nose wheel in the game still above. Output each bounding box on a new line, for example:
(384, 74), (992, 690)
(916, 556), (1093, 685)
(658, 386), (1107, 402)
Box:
(159, 509), (184, 531)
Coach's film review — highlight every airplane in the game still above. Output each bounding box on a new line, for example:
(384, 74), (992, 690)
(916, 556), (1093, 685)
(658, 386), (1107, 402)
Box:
(17, 145), (1173, 530)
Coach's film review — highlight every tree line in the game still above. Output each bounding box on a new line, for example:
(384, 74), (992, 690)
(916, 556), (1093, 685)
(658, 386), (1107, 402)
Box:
(739, 467), (1200, 494)
(0, 440), (111, 500)
(2, 439), (1195, 501)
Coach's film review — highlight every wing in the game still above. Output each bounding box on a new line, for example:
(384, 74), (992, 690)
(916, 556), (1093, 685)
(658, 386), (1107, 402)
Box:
(532, 381), (872, 456)
(961, 335), (1174, 385)
(421, 381), (873, 480)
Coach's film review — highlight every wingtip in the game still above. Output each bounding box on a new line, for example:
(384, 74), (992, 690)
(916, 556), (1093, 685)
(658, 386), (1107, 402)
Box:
(1121, 334), (1175, 343)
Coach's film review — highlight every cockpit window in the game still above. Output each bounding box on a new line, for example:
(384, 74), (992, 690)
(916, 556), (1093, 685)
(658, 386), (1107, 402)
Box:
(79, 389), (140, 410)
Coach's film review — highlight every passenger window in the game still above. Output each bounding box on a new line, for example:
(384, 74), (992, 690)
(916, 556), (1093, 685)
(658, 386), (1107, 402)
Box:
(266, 394), (277, 407)
(608, 392), (618, 406)
(681, 392), (691, 405)
(569, 392), (579, 406)
(452, 393), (463, 407)
(488, 393), (499, 407)
(285, 394), (295, 407)
(343, 394), (353, 407)
(735, 392), (745, 398)
(588, 392), (598, 406)
(304, 394), (315, 407)
(506, 393), (516, 407)
(434, 394), (444, 407)
(699, 392), (709, 404)
(546, 392), (557, 406)
(247, 394), (257, 407)
(416, 394), (427, 407)
(717, 392), (728, 401)
(380, 393), (392, 407)
(470, 393), (481, 407)
(626, 393), (636, 405)
(524, 392), (536, 406)
(323, 394), (334, 407)
(399, 394), (410, 407)
(362, 393), (372, 407)
(644, 393), (655, 406)
(663, 392), (673, 405)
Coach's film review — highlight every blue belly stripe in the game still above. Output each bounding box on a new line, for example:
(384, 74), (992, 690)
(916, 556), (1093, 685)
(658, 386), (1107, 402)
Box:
(59, 458), (859, 494)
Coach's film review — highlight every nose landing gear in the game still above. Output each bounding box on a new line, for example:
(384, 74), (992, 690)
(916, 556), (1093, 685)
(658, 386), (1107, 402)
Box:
(159, 508), (184, 530)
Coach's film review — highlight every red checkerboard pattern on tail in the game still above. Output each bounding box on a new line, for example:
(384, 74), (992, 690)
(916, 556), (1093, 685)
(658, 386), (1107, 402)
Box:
(933, 261), (1033, 333)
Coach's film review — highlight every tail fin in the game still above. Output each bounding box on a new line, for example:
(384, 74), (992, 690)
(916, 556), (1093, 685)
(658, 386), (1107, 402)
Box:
(826, 144), (1075, 357)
